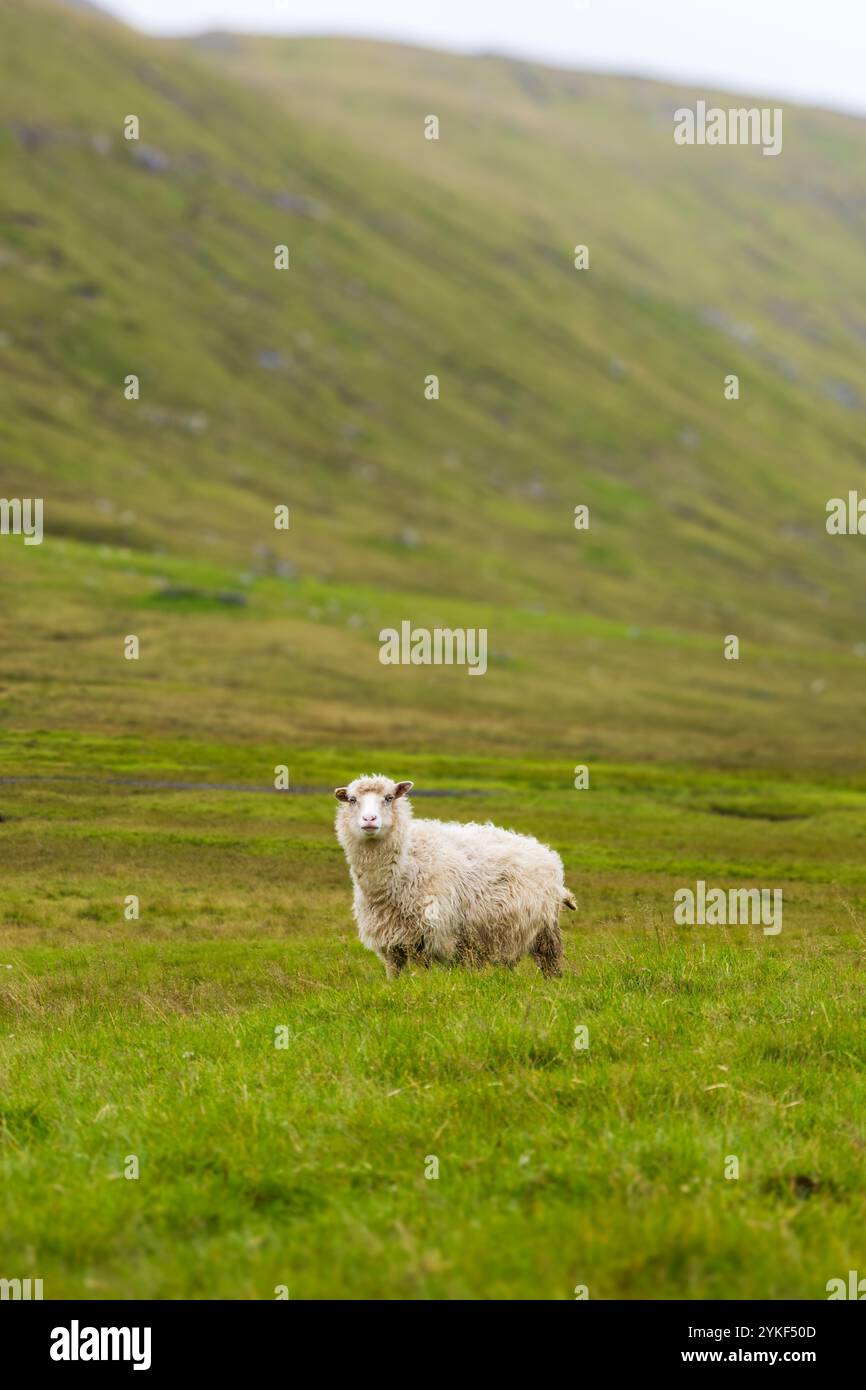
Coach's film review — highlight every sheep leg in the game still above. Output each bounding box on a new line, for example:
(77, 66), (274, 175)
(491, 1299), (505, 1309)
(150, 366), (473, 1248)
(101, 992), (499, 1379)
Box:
(454, 939), (485, 970)
(531, 924), (563, 978)
(382, 945), (408, 980)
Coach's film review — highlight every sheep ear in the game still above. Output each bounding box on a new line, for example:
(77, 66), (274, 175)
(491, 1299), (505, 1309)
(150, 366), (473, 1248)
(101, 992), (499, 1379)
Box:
(394, 781), (414, 798)
(334, 787), (350, 802)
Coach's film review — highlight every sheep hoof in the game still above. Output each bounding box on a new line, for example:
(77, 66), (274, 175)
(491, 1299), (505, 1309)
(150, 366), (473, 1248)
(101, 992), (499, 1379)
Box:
(383, 947), (408, 979)
(531, 926), (564, 978)
(537, 959), (563, 979)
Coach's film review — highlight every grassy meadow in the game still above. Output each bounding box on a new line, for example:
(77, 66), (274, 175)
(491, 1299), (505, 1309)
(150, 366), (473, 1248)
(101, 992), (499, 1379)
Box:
(2, 736), (866, 1298)
(2, 0), (866, 1299)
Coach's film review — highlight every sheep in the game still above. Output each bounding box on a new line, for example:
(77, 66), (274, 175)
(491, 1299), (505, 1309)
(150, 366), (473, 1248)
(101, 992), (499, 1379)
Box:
(334, 774), (576, 978)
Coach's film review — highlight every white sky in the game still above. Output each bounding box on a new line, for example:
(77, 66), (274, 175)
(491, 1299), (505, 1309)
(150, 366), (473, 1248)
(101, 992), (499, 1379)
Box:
(99, 0), (865, 117)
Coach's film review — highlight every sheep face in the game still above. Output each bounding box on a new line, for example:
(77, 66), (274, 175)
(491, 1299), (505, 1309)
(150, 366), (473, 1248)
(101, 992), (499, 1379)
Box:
(334, 775), (413, 842)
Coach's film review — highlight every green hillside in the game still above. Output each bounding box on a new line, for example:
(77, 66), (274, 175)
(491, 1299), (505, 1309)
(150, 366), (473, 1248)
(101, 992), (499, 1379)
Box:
(0, 0), (864, 767)
(3, 1), (866, 1303)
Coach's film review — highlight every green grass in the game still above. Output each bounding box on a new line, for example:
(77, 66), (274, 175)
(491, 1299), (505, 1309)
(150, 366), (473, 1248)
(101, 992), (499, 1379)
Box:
(3, 0), (866, 1300)
(2, 747), (866, 1299)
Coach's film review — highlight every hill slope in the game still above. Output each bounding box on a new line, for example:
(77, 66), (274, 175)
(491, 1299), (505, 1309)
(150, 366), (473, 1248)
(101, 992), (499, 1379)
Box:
(3, 0), (866, 1306)
(2, 0), (866, 767)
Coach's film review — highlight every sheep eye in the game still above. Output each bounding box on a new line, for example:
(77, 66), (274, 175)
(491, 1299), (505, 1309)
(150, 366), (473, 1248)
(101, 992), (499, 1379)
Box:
(384, 795), (393, 803)
(349, 796), (357, 805)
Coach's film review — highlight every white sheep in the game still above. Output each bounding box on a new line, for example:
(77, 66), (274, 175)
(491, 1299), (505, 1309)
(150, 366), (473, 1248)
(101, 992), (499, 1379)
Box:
(334, 774), (576, 978)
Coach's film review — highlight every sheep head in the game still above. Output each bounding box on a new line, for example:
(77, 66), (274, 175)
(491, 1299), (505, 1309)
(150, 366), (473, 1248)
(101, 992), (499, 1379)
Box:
(334, 775), (413, 843)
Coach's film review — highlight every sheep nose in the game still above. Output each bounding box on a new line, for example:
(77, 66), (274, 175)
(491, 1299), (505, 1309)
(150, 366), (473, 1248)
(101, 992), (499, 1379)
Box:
(362, 814), (378, 824)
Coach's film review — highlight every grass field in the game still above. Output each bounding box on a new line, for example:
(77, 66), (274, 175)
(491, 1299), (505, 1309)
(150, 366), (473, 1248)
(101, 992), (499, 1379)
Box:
(2, 737), (866, 1299)
(2, 0), (866, 1300)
